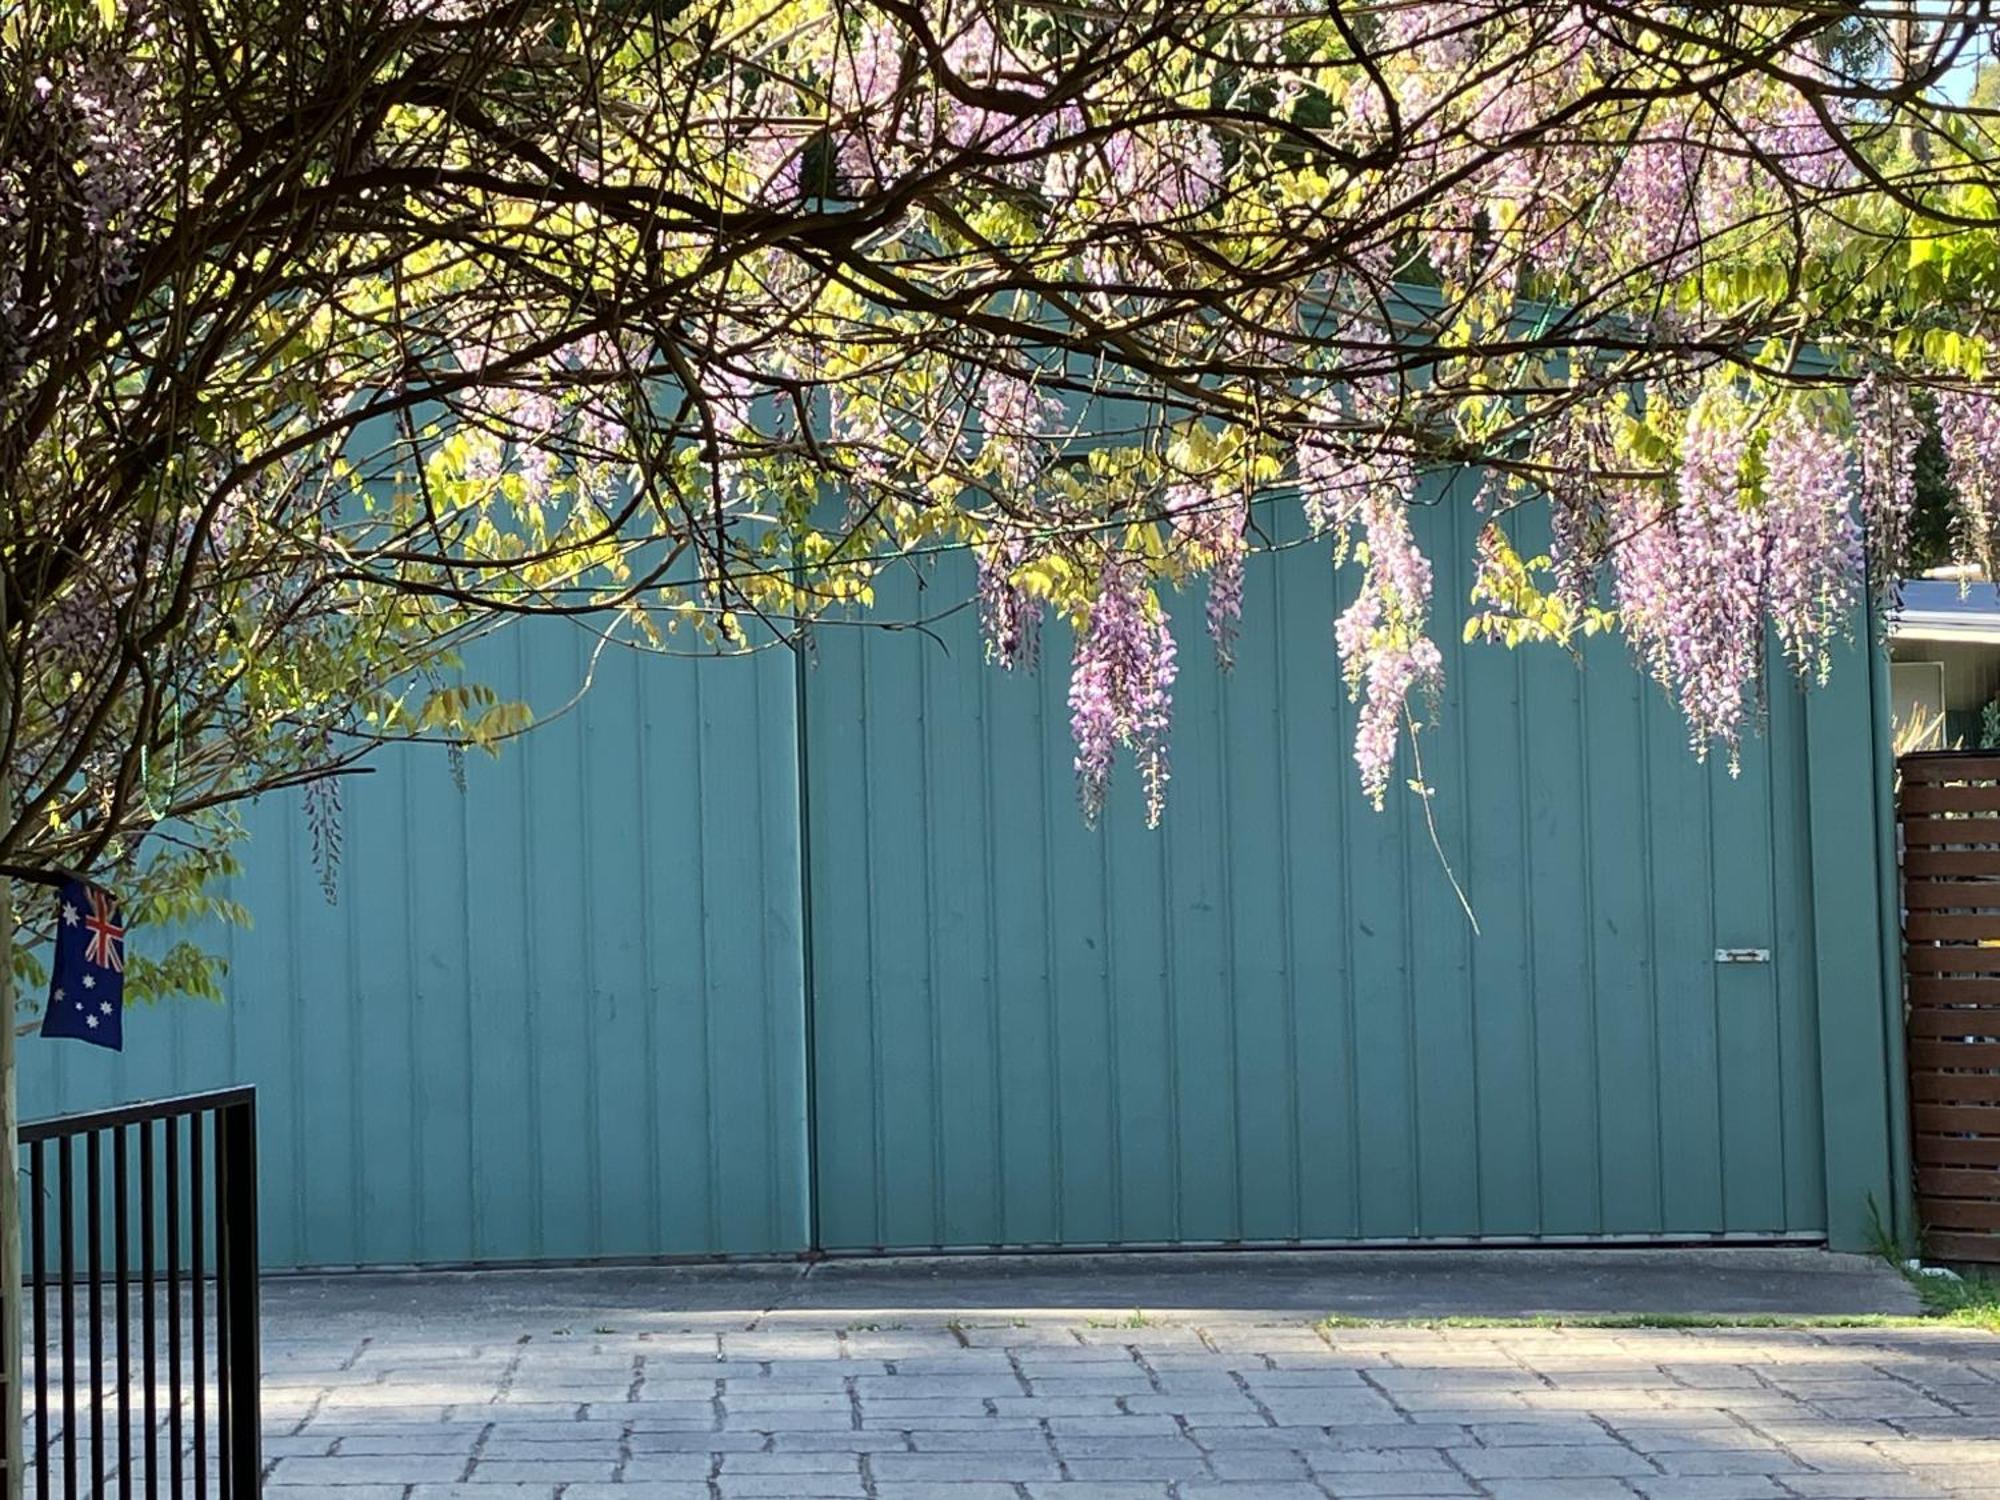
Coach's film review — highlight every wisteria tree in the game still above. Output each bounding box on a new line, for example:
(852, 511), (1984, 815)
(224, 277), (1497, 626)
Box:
(6, 0), (2000, 894)
(4, 0), (2000, 1474)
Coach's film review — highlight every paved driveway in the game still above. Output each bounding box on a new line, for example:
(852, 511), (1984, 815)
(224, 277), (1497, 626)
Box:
(256, 1251), (2000, 1500)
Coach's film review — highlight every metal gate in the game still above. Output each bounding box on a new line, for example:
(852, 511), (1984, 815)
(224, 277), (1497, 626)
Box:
(13, 1088), (260, 1499)
(804, 492), (1850, 1251)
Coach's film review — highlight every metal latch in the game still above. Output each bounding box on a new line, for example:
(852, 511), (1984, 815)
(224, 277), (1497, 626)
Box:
(1714, 948), (1771, 964)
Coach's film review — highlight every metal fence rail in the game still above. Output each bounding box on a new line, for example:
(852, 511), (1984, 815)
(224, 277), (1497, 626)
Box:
(14, 1087), (259, 1500)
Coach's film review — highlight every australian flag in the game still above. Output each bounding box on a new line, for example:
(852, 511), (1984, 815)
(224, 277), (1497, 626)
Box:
(42, 877), (125, 1051)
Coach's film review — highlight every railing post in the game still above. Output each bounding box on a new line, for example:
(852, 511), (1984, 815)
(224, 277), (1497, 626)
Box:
(222, 1101), (260, 1494)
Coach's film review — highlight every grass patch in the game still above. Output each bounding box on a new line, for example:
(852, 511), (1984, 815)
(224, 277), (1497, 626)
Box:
(1867, 1195), (2000, 1334)
(1086, 1309), (1153, 1329)
(1904, 1269), (2000, 1333)
(1318, 1312), (1936, 1331)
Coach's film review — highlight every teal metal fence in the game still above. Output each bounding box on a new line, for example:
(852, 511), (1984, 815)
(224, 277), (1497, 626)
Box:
(19, 632), (809, 1268)
(18, 484), (1907, 1264)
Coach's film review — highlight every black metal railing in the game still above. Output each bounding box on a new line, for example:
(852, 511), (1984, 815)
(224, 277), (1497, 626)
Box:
(14, 1088), (259, 1500)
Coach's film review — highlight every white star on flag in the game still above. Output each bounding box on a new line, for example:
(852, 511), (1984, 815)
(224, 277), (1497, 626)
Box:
(85, 1015), (98, 1029)
(98, 1002), (111, 1015)
(82, 974), (94, 989)
(52, 987), (63, 1003)
(60, 902), (78, 926)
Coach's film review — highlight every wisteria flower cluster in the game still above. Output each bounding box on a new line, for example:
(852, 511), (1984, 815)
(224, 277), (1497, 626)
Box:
(1296, 414), (1439, 805)
(1852, 374), (1919, 588)
(1165, 482), (1250, 668)
(1068, 558), (1179, 827)
(1609, 396), (1868, 761)
(976, 532), (1042, 671)
(1936, 390), (2000, 571)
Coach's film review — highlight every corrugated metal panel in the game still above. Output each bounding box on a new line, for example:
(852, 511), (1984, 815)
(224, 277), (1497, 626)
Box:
(16, 475), (1868, 1262)
(805, 482), (1829, 1249)
(18, 626), (810, 1267)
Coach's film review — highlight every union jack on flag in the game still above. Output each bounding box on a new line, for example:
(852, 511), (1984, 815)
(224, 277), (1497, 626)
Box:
(82, 885), (124, 972)
(42, 877), (125, 1051)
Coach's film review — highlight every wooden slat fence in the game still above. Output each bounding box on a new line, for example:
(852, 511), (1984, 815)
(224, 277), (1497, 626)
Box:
(1899, 750), (2000, 1262)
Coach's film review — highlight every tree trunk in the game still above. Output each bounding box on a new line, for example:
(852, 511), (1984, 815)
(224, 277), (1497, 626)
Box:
(1, 577), (22, 1500)
(1, 871), (19, 1500)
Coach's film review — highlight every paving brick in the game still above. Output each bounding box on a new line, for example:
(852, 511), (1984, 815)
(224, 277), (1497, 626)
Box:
(633, 1379), (725, 1402)
(263, 1433), (340, 1458)
(1483, 1482), (1642, 1500)
(1181, 1407), (1283, 1427)
(723, 1392), (853, 1413)
(770, 1430), (911, 1451)
(272, 1454), (470, 1484)
(719, 1408), (855, 1431)
(716, 1473), (867, 1498)
(484, 1419), (633, 1444)
(1781, 1477), (1952, 1498)
(307, 1401), (459, 1424)
(868, 1451), (1066, 1482)
(1468, 1419), (1626, 1446)
(1122, 1392), (1262, 1415)
(1316, 1476), (1479, 1498)
(453, 1402), (584, 1423)
(1147, 1372), (1246, 1395)
(908, 1428), (1055, 1452)
(594, 1453), (713, 1480)
(1628, 1479), (1794, 1500)
(1044, 1415), (1185, 1436)
(1027, 1377), (1155, 1398)
(857, 1376), (1024, 1399)
(1062, 1457), (1213, 1482)
(720, 1450), (864, 1474)
(1450, 1443), (1658, 1480)
(988, 1396), (1126, 1418)
(467, 1459), (620, 1483)
(1205, 1449), (1314, 1481)
(1189, 1424), (1339, 1451)
(474, 1437), (628, 1461)
(1649, 1446), (1802, 1476)
(329, 1429), (486, 1456)
(1324, 1423), (1474, 1450)
(625, 1431), (767, 1454)
(1052, 1436), (1206, 1461)
(859, 1398), (999, 1422)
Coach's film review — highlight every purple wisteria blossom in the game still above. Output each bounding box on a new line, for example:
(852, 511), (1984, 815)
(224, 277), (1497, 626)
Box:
(1069, 558), (1178, 827)
(1333, 488), (1441, 806)
(1761, 409), (1861, 681)
(1851, 373), (1916, 585)
(1614, 399), (1763, 759)
(1298, 413), (1439, 804)
(977, 533), (1042, 671)
(1166, 482), (1249, 667)
(977, 374), (1065, 490)
(1937, 389), (2000, 569)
